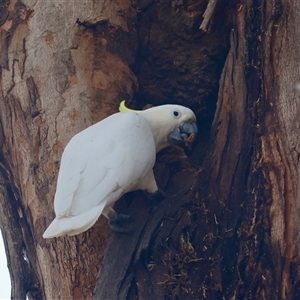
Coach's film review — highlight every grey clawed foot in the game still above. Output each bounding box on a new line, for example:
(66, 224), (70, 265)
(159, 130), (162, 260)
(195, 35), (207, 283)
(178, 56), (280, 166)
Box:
(108, 221), (132, 233)
(108, 211), (132, 233)
(108, 211), (130, 222)
(144, 189), (166, 201)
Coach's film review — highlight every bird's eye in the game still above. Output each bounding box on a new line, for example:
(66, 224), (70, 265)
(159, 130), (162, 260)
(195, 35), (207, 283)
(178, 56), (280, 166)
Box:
(173, 111), (180, 118)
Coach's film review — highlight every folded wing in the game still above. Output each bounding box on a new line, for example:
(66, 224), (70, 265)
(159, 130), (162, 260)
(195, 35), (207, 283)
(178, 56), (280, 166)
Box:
(43, 112), (156, 238)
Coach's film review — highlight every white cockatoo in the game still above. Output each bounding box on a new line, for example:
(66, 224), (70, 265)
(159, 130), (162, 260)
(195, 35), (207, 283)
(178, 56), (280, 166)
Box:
(43, 101), (197, 238)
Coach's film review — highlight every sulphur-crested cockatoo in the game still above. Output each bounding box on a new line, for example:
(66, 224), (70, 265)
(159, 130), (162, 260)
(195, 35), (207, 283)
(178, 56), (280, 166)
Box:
(43, 101), (197, 238)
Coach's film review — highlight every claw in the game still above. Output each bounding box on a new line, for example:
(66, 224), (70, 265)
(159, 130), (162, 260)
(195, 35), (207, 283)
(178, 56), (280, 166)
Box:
(115, 213), (130, 221)
(108, 211), (130, 222)
(108, 221), (132, 233)
(107, 211), (131, 233)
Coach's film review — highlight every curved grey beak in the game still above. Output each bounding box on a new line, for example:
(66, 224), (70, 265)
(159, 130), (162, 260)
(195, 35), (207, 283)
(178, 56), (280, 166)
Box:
(167, 122), (198, 148)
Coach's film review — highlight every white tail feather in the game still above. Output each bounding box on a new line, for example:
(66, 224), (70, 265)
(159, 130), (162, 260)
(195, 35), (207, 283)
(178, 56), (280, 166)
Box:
(43, 205), (104, 238)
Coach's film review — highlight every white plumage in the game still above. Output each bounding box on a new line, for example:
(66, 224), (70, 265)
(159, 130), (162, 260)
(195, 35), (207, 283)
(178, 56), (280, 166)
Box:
(43, 102), (197, 238)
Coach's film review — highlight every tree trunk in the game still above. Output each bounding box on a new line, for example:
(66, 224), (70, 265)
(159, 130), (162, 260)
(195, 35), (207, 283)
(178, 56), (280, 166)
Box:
(95, 0), (300, 299)
(1, 0), (300, 299)
(0, 0), (137, 299)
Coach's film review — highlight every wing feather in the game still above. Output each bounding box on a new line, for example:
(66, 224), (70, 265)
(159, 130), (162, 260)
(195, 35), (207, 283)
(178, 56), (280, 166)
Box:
(53, 112), (156, 223)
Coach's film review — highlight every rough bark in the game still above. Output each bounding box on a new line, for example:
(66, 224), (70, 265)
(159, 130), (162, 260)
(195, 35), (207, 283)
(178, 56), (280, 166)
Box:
(1, 0), (300, 299)
(0, 0), (137, 299)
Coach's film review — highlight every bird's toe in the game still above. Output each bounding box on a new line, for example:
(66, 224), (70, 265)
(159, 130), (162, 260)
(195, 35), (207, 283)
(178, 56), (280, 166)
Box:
(108, 220), (132, 233)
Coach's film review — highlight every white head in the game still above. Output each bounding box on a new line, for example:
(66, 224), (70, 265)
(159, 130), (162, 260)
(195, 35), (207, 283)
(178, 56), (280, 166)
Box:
(119, 101), (197, 152)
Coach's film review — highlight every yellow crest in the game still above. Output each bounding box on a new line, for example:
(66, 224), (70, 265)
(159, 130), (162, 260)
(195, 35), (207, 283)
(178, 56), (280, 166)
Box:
(119, 100), (139, 113)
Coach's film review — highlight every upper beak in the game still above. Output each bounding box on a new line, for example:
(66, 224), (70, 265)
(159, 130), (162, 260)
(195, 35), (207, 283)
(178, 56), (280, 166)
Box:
(167, 121), (198, 148)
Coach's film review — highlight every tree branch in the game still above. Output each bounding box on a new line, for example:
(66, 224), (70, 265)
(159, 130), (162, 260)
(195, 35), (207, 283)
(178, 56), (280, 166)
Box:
(199, 0), (218, 32)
